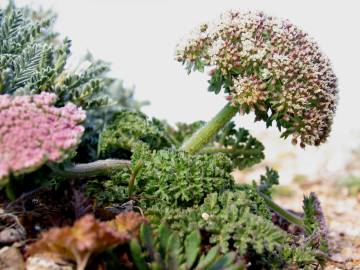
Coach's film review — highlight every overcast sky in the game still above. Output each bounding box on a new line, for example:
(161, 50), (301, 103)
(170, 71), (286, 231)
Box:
(10, 0), (360, 180)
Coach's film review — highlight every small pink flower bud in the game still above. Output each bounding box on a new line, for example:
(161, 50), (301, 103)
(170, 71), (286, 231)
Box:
(208, 69), (217, 76)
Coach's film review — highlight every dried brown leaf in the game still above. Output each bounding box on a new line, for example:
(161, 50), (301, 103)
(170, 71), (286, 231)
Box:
(26, 213), (146, 270)
(27, 214), (133, 270)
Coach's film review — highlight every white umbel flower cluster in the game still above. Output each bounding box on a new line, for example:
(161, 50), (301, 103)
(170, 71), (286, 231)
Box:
(176, 11), (338, 147)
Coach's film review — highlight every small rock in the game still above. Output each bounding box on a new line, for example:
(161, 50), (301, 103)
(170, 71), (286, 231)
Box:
(0, 246), (25, 270)
(342, 246), (360, 260)
(201, 212), (210, 221)
(330, 253), (346, 263)
(0, 213), (26, 244)
(26, 255), (73, 270)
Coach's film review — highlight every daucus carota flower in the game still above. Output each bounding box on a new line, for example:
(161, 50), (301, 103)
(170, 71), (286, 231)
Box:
(0, 93), (86, 181)
(176, 11), (338, 147)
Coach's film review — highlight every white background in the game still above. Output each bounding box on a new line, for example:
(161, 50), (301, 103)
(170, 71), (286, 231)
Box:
(9, 0), (360, 181)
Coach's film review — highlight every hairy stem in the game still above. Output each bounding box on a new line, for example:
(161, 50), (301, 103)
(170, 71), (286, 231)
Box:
(258, 190), (305, 229)
(50, 159), (131, 179)
(180, 102), (239, 154)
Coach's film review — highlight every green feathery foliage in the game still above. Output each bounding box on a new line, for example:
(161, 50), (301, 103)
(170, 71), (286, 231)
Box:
(86, 142), (234, 207)
(303, 193), (329, 254)
(256, 167), (280, 198)
(0, 5), (106, 108)
(262, 245), (321, 269)
(85, 167), (131, 205)
(130, 223), (243, 270)
(278, 244), (324, 270)
(202, 122), (265, 169)
(98, 114), (265, 170)
(236, 183), (273, 220)
(198, 191), (283, 255)
(83, 129), (327, 269)
(145, 189), (326, 269)
(145, 190), (280, 253)
(84, 164), (327, 268)
(98, 110), (172, 159)
(133, 143), (234, 207)
(303, 195), (320, 236)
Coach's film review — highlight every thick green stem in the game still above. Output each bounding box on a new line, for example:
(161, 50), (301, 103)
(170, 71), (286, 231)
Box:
(180, 102), (239, 154)
(258, 190), (305, 229)
(50, 159), (131, 179)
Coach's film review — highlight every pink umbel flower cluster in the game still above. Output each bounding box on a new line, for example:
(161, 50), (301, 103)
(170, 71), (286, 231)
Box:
(176, 11), (338, 147)
(0, 93), (86, 181)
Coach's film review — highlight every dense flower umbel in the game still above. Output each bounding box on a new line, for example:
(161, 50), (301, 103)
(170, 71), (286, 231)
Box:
(0, 93), (85, 180)
(176, 11), (338, 147)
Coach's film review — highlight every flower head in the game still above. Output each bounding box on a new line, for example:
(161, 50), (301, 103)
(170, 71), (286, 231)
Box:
(176, 11), (338, 147)
(0, 93), (86, 181)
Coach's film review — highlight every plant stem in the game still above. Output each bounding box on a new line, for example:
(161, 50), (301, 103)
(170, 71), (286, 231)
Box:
(50, 159), (131, 179)
(128, 160), (143, 197)
(180, 102), (239, 154)
(258, 190), (305, 229)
